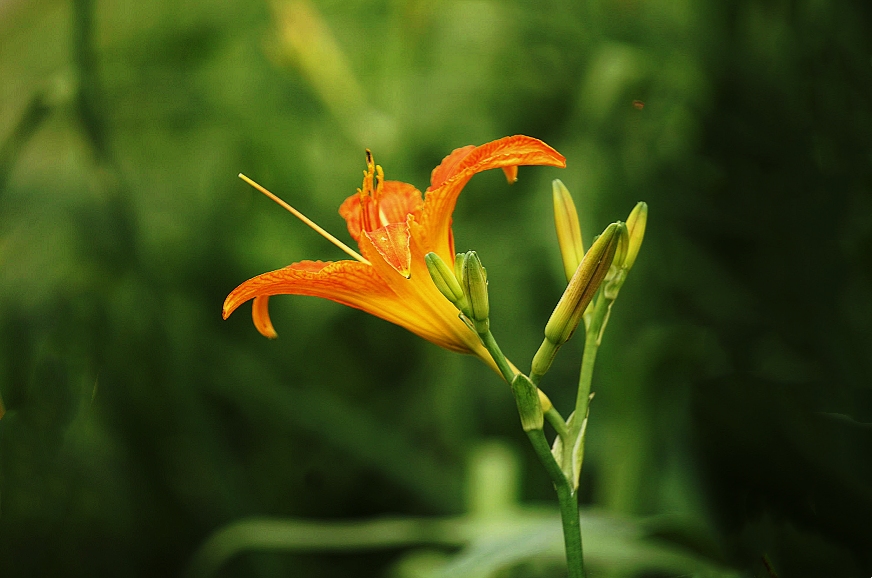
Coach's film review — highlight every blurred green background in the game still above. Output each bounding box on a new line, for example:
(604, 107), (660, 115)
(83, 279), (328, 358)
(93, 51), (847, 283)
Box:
(1, 0), (871, 576)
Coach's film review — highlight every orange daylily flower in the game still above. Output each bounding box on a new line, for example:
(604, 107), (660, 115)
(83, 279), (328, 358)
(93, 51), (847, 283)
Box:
(223, 135), (565, 367)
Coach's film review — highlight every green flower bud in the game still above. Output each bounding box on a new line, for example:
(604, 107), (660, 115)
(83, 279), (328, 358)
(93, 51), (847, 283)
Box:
(614, 223), (630, 271)
(543, 222), (620, 346)
(461, 251), (489, 333)
(623, 201), (647, 272)
(454, 252), (467, 285)
(552, 179), (585, 283)
(604, 222), (630, 285)
(530, 339), (558, 383)
(603, 202), (646, 299)
(511, 373), (544, 431)
(425, 252), (464, 305)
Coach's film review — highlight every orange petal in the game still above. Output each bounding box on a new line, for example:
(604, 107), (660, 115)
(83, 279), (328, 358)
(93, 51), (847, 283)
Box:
(363, 220), (412, 278)
(375, 181), (423, 226)
(420, 136), (566, 260)
(429, 145), (476, 189)
(225, 260), (396, 327)
(224, 259), (459, 347)
(339, 181), (423, 242)
(338, 194), (367, 242)
(252, 295), (278, 338)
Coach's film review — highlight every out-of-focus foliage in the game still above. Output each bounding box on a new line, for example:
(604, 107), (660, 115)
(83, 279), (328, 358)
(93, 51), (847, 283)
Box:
(186, 443), (739, 578)
(1, 0), (870, 577)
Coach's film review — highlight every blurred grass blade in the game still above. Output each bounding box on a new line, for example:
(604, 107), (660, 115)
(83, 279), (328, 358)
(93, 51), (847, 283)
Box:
(186, 516), (467, 577)
(188, 509), (740, 578)
(0, 92), (52, 192)
(268, 0), (390, 146)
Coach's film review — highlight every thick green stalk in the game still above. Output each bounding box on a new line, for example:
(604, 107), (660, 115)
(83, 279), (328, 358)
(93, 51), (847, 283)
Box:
(555, 484), (584, 578)
(479, 329), (585, 577)
(526, 429), (585, 578)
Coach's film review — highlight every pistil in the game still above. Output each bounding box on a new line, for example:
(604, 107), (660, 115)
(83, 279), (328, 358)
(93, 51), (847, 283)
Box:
(238, 173), (370, 265)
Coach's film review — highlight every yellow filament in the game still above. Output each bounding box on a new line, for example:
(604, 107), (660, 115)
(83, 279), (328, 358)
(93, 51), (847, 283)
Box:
(238, 173), (370, 265)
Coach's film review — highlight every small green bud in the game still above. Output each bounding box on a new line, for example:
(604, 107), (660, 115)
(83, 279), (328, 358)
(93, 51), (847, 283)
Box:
(552, 180), (585, 283)
(454, 252), (467, 284)
(511, 374), (544, 431)
(461, 251), (490, 333)
(425, 252), (464, 305)
(623, 201), (647, 272)
(614, 222), (630, 271)
(602, 202), (646, 299)
(544, 222), (620, 345)
(604, 222), (630, 285)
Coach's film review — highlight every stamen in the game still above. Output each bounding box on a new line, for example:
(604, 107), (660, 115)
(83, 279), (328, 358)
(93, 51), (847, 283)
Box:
(357, 150), (380, 233)
(375, 165), (384, 195)
(238, 173), (370, 265)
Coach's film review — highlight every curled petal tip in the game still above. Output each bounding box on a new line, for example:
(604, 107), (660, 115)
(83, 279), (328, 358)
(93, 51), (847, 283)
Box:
(223, 288), (247, 321)
(502, 166), (518, 184)
(259, 325), (279, 339)
(253, 295), (279, 339)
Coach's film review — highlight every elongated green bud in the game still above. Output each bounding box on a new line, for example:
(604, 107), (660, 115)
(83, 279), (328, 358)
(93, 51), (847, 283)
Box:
(531, 225), (620, 381)
(454, 252), (467, 284)
(623, 201), (647, 272)
(511, 374), (543, 431)
(543, 222), (621, 345)
(461, 251), (489, 333)
(603, 202), (646, 299)
(552, 179), (585, 282)
(613, 224), (630, 273)
(425, 252), (464, 305)
(604, 222), (630, 287)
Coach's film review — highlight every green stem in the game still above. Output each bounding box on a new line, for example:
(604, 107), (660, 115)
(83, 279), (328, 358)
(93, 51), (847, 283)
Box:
(573, 331), (599, 431)
(545, 406), (569, 439)
(572, 296), (610, 437)
(479, 330), (516, 384)
(526, 429), (585, 578)
(556, 483), (584, 578)
(559, 295), (613, 493)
